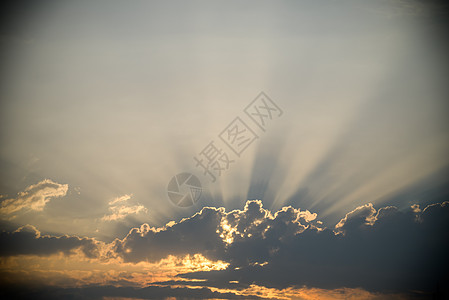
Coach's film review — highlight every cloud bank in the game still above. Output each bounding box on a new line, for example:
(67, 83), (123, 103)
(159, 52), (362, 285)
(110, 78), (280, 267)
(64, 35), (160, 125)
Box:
(1, 200), (448, 299)
(0, 224), (99, 258)
(112, 200), (449, 295)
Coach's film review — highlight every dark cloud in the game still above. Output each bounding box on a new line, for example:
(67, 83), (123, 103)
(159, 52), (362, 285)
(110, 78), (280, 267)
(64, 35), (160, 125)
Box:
(111, 206), (227, 263)
(1, 200), (448, 298)
(0, 224), (99, 258)
(111, 200), (317, 264)
(112, 200), (449, 296)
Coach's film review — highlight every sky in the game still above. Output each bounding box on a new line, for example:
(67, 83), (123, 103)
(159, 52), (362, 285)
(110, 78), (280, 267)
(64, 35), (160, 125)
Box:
(0, 0), (448, 299)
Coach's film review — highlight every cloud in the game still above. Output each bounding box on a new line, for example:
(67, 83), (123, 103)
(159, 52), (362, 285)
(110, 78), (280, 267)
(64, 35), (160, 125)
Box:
(111, 200), (449, 295)
(1, 200), (448, 298)
(112, 200), (320, 265)
(0, 251), (229, 293)
(0, 283), (258, 300)
(101, 194), (147, 222)
(0, 179), (68, 215)
(0, 224), (100, 258)
(108, 194), (131, 205)
(111, 206), (227, 263)
(334, 203), (377, 232)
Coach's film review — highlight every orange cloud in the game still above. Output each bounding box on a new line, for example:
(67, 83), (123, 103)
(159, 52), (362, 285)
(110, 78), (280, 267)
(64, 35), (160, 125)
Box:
(0, 179), (68, 215)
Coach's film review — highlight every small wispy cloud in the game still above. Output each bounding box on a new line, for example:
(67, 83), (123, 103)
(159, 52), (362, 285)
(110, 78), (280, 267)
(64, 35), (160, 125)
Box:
(108, 194), (132, 205)
(102, 194), (147, 221)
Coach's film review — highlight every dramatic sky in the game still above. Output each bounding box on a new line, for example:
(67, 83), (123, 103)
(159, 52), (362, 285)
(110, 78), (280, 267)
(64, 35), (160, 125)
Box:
(1, 0), (448, 299)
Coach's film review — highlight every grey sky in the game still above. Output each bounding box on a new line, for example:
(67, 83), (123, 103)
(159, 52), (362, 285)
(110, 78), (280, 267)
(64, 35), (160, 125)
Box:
(1, 0), (448, 240)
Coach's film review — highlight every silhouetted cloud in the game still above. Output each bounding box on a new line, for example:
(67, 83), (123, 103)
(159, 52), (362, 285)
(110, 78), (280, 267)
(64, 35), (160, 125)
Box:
(111, 200), (318, 264)
(0, 224), (99, 258)
(182, 201), (449, 295)
(1, 200), (448, 298)
(110, 200), (448, 295)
